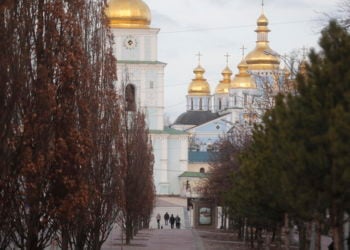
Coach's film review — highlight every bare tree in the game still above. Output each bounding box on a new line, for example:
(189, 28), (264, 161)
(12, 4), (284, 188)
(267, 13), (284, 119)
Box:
(0, 1), (123, 249)
(122, 111), (155, 245)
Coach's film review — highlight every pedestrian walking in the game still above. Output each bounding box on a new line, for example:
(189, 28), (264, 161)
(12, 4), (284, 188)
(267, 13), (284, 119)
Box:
(169, 214), (175, 229)
(164, 212), (169, 225)
(156, 213), (161, 229)
(175, 215), (181, 229)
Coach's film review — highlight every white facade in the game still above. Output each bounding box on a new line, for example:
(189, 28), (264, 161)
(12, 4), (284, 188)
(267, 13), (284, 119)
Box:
(112, 28), (165, 131)
(111, 23), (189, 195)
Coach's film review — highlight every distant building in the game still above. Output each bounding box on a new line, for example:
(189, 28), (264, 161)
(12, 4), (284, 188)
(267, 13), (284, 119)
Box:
(106, 0), (289, 196)
(106, 0), (188, 195)
(172, 10), (290, 198)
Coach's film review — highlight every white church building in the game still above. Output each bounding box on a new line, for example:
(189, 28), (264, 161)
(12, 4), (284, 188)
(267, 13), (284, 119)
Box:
(106, 0), (290, 196)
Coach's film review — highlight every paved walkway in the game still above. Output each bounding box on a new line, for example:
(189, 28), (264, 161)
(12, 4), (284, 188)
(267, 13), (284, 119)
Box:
(102, 228), (204, 250)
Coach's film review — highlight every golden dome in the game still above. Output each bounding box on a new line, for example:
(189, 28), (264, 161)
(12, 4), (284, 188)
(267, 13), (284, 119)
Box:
(231, 59), (256, 89)
(215, 66), (232, 94)
(257, 13), (268, 26)
(106, 0), (151, 28)
(299, 60), (307, 74)
(245, 13), (280, 71)
(188, 65), (211, 96)
(283, 67), (291, 79)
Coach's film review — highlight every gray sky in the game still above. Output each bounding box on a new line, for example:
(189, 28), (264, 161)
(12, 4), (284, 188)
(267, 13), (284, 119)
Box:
(145, 0), (339, 122)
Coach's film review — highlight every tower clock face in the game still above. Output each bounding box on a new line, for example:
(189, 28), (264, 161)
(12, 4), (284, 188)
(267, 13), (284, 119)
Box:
(123, 36), (137, 49)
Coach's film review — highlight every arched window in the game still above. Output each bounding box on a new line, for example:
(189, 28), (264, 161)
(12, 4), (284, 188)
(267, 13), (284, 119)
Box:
(125, 84), (136, 111)
(200, 168), (205, 173)
(199, 98), (202, 110)
(191, 98), (194, 110)
(218, 98), (222, 110)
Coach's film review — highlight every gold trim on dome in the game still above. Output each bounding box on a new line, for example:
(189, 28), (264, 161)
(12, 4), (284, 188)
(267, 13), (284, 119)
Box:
(231, 59), (256, 89)
(188, 65), (211, 96)
(106, 0), (151, 28)
(215, 66), (232, 94)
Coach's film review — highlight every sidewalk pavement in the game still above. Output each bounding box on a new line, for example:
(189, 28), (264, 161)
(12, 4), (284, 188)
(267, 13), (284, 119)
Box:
(102, 228), (205, 250)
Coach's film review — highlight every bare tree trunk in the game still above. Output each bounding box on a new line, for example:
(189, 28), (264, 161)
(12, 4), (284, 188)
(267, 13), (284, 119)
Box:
(250, 226), (255, 248)
(125, 216), (133, 245)
(61, 229), (69, 250)
(315, 220), (321, 250)
(284, 213), (290, 250)
(265, 230), (271, 250)
(331, 202), (344, 250)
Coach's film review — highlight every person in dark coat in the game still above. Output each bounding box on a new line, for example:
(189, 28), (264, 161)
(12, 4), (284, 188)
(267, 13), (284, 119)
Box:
(164, 212), (169, 225)
(169, 214), (175, 229)
(156, 213), (161, 229)
(175, 215), (181, 229)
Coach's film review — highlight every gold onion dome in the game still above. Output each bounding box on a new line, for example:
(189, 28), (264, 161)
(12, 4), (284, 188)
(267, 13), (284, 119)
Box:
(284, 67), (291, 79)
(245, 13), (280, 70)
(299, 60), (307, 76)
(215, 66), (232, 94)
(231, 59), (256, 89)
(106, 0), (151, 28)
(188, 65), (211, 96)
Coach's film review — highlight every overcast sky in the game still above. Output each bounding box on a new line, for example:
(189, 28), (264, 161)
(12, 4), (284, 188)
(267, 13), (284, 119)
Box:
(144, 0), (339, 122)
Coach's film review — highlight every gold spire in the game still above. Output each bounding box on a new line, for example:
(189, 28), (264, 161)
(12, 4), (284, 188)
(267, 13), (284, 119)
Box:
(188, 64), (211, 96)
(245, 10), (280, 71)
(231, 59), (256, 89)
(215, 53), (232, 94)
(106, 0), (151, 29)
(216, 66), (233, 94)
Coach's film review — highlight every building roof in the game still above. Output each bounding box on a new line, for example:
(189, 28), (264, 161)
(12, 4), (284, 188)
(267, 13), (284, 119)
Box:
(188, 151), (219, 163)
(174, 111), (220, 126)
(118, 60), (166, 65)
(179, 171), (209, 178)
(106, 0), (151, 29)
(150, 127), (187, 135)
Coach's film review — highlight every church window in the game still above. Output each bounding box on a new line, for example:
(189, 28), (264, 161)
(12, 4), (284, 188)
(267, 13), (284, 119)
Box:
(125, 84), (136, 111)
(234, 96), (237, 106)
(199, 98), (202, 110)
(218, 98), (222, 110)
(150, 81), (154, 89)
(244, 94), (247, 106)
(200, 168), (205, 173)
(191, 98), (194, 110)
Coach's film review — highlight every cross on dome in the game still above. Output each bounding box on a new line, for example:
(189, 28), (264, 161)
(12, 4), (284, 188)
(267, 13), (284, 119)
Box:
(196, 52), (203, 65)
(224, 53), (231, 66)
(302, 46), (308, 59)
(240, 45), (247, 58)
